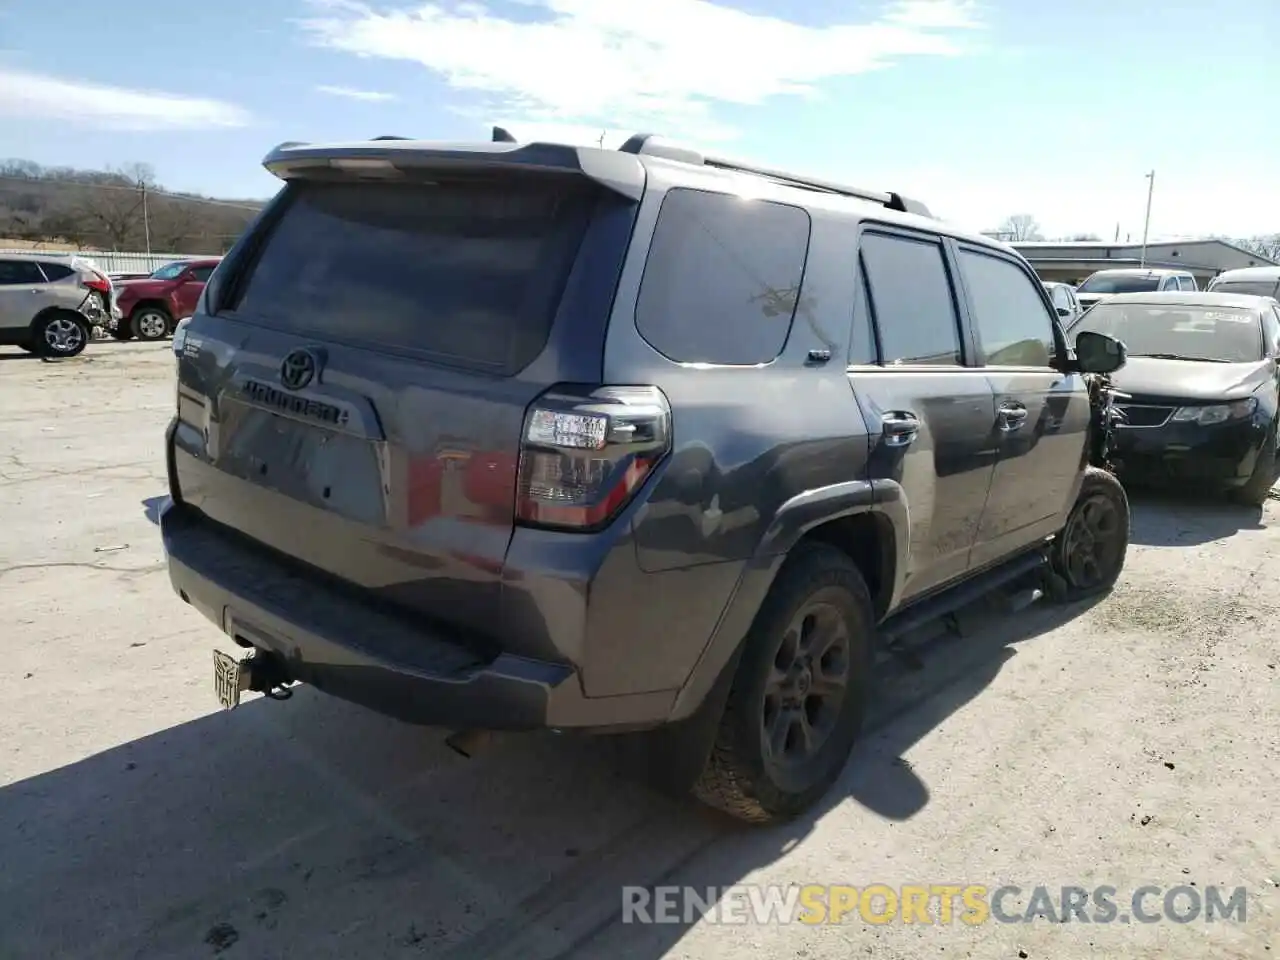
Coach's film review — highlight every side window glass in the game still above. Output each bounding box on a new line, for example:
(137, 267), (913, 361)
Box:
(1178, 276), (1195, 291)
(1264, 308), (1280, 356)
(635, 188), (810, 365)
(0, 260), (48, 285)
(849, 267), (877, 364)
(38, 263), (75, 282)
(190, 266), (216, 282)
(957, 249), (1056, 367)
(859, 232), (961, 366)
(1052, 287), (1070, 312)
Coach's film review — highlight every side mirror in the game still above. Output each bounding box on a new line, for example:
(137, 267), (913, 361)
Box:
(1074, 330), (1126, 374)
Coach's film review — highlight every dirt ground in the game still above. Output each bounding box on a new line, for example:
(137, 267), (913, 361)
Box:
(1, 343), (1275, 960)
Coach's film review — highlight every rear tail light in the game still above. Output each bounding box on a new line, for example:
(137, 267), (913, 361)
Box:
(83, 272), (111, 294)
(516, 385), (671, 530)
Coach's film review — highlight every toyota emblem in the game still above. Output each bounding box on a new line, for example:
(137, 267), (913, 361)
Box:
(280, 349), (317, 390)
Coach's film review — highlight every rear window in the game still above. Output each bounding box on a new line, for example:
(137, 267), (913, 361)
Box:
(635, 188), (810, 365)
(226, 179), (596, 374)
(1072, 302), (1263, 363)
(1077, 274), (1161, 294)
(1210, 280), (1280, 299)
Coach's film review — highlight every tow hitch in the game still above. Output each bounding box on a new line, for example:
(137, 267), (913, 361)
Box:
(212, 648), (293, 709)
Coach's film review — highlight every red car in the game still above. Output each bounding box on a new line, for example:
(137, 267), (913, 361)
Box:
(110, 257), (221, 341)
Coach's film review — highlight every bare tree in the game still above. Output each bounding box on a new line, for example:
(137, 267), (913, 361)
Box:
(997, 214), (1044, 242)
(116, 161), (157, 189)
(1236, 234), (1280, 262)
(75, 187), (144, 250)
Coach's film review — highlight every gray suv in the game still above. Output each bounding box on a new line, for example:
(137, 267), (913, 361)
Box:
(160, 132), (1131, 823)
(0, 253), (118, 357)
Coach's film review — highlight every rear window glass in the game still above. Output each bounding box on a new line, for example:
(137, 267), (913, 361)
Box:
(635, 188), (810, 365)
(228, 179), (595, 374)
(1077, 274), (1161, 294)
(1210, 280), (1280, 298)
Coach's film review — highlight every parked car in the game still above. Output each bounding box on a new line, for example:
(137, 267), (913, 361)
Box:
(1207, 266), (1280, 301)
(1067, 291), (1280, 505)
(110, 257), (221, 341)
(1075, 268), (1199, 313)
(0, 253), (119, 358)
(1043, 280), (1082, 324)
(159, 133), (1130, 824)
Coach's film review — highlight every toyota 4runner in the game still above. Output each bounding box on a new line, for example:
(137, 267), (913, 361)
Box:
(160, 131), (1131, 824)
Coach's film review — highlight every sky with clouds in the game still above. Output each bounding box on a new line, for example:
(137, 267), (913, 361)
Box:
(0, 0), (1275, 241)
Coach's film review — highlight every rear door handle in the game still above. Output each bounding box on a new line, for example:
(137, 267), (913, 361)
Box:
(881, 412), (920, 447)
(997, 403), (1028, 431)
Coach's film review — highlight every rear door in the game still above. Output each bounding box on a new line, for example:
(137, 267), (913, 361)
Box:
(0, 259), (49, 332)
(850, 228), (998, 603)
(956, 244), (1091, 569)
(170, 157), (637, 639)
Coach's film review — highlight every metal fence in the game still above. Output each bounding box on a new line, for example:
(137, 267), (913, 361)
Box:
(0, 248), (218, 276)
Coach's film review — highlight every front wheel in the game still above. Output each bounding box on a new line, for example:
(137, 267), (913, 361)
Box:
(1233, 429), (1276, 507)
(33, 312), (90, 359)
(691, 542), (874, 824)
(132, 307), (172, 342)
(1050, 467), (1130, 602)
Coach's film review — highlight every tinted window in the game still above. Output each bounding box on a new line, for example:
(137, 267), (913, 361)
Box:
(190, 265), (216, 282)
(37, 262), (75, 281)
(230, 179), (596, 374)
(860, 233), (961, 365)
(958, 249), (1055, 367)
(636, 189), (810, 365)
(1073, 302), (1263, 363)
(849, 271), (876, 364)
(0, 260), (47, 285)
(1211, 279), (1280, 299)
(1077, 274), (1161, 294)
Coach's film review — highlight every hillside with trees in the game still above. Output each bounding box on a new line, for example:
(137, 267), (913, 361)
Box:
(0, 159), (266, 254)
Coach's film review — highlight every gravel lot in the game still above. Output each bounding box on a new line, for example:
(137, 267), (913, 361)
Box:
(1, 343), (1275, 960)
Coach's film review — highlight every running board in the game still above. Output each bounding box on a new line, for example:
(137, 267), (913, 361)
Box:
(880, 549), (1049, 644)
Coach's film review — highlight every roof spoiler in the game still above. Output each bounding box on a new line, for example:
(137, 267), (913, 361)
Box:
(619, 132), (933, 218)
(260, 130), (932, 217)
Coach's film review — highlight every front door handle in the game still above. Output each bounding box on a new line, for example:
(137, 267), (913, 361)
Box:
(997, 404), (1028, 431)
(881, 412), (920, 447)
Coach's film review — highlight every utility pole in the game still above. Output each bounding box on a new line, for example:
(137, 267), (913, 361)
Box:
(596, 129), (607, 148)
(138, 176), (152, 257)
(1139, 170), (1155, 267)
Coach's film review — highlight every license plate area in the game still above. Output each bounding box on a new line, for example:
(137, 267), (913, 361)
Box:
(217, 400), (386, 524)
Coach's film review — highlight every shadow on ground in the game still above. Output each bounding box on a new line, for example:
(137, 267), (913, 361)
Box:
(0, 570), (1102, 959)
(143, 495), (168, 526)
(1126, 486), (1266, 547)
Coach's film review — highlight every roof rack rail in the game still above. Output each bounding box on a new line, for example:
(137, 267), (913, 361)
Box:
(617, 132), (932, 218)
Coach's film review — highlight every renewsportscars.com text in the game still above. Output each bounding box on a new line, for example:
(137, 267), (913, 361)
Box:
(621, 884), (1249, 926)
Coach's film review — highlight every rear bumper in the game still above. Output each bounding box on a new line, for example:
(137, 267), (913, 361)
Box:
(159, 499), (676, 731)
(1112, 417), (1265, 487)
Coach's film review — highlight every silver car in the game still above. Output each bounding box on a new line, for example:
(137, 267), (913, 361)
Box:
(0, 253), (120, 357)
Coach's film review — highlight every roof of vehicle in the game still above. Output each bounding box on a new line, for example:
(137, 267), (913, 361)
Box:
(1210, 266), (1280, 281)
(260, 133), (1021, 262)
(1083, 267), (1190, 279)
(1090, 291), (1271, 311)
(1042, 280), (1073, 288)
(1, 251), (77, 263)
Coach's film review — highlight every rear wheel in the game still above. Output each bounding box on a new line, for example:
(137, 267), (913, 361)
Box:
(132, 307), (172, 341)
(33, 312), (90, 359)
(691, 542), (874, 824)
(1234, 428), (1277, 507)
(1050, 467), (1130, 601)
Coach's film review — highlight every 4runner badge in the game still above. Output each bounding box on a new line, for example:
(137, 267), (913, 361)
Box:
(280, 349), (318, 390)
